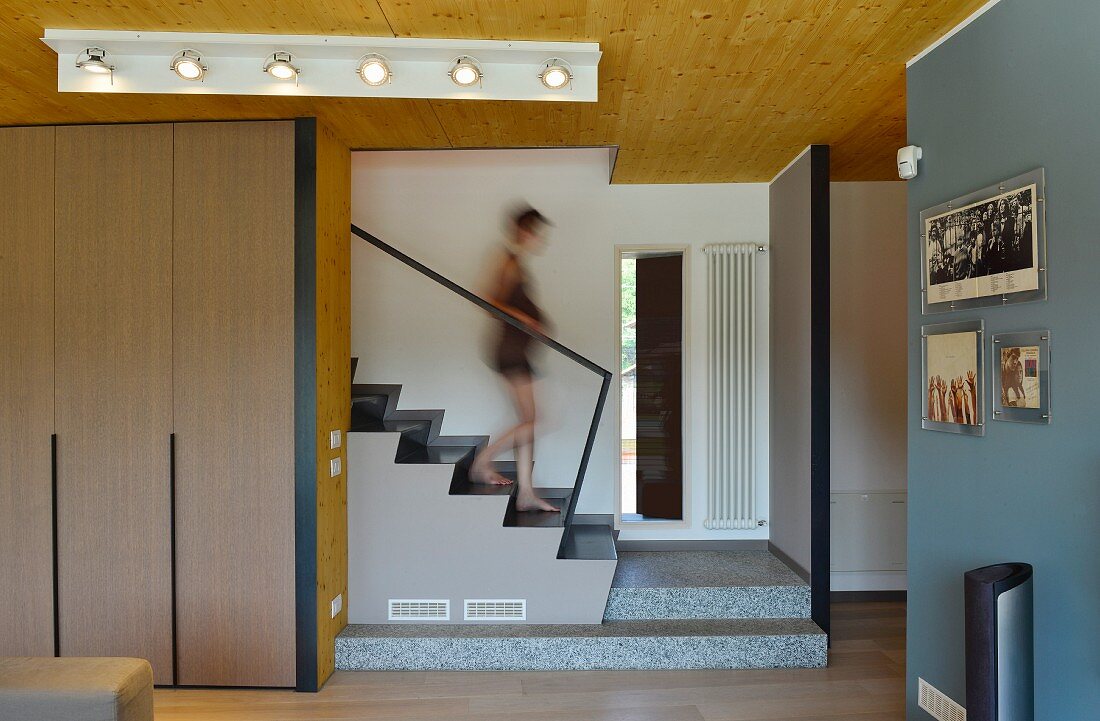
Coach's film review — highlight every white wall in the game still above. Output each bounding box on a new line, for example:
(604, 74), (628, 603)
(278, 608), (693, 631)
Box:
(351, 148), (770, 539)
(767, 148), (817, 573)
(829, 181), (908, 591)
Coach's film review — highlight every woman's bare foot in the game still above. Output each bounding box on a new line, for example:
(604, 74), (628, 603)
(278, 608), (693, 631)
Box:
(515, 492), (560, 513)
(470, 466), (514, 486)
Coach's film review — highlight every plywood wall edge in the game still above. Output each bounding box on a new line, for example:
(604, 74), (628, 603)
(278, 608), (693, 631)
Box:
(313, 118), (352, 689)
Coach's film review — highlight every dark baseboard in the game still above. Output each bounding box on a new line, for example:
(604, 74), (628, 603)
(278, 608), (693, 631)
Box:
(768, 542), (811, 583)
(616, 539), (769, 552)
(831, 590), (907, 603)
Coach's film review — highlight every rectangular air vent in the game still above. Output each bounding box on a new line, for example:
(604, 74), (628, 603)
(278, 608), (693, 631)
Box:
(464, 599), (526, 621)
(918, 678), (966, 721)
(388, 599), (449, 621)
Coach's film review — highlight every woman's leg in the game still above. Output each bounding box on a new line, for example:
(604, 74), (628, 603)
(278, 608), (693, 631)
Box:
(506, 373), (558, 512)
(469, 421), (520, 485)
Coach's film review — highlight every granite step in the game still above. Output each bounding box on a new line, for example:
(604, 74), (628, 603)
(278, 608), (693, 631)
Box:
(335, 618), (826, 671)
(603, 551), (811, 620)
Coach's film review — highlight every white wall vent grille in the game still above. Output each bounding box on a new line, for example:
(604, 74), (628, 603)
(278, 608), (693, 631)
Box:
(464, 599), (526, 621)
(388, 599), (450, 621)
(918, 678), (966, 721)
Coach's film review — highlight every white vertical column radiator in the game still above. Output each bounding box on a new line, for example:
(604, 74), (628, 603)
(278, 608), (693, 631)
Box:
(704, 243), (759, 530)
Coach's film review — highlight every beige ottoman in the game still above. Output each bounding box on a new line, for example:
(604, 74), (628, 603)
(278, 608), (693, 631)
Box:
(0, 657), (153, 721)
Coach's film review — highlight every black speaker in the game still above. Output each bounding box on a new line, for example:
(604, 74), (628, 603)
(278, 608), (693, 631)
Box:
(965, 562), (1033, 721)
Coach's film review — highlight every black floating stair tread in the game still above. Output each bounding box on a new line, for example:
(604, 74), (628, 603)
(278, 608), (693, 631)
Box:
(352, 383), (401, 397)
(434, 435), (489, 450)
(350, 417), (433, 434)
(561, 523), (617, 561)
(451, 481), (516, 497)
(504, 487), (573, 528)
(397, 445), (477, 465)
(449, 460), (520, 496)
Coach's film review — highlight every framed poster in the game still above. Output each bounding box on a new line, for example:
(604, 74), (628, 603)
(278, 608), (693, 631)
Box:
(921, 168), (1047, 314)
(922, 320), (984, 436)
(993, 330), (1051, 424)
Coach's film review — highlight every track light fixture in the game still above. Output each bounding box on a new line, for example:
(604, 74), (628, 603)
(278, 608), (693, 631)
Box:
(357, 53), (392, 86)
(263, 51), (300, 82)
(538, 59), (572, 90)
(75, 47), (114, 83)
(449, 56), (482, 87)
(46, 31), (601, 101)
(170, 49), (207, 81)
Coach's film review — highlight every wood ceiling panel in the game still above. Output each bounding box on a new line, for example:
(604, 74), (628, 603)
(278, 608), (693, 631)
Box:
(0, 0), (989, 182)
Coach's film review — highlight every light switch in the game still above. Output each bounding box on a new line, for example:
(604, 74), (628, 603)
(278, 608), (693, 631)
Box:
(329, 429), (341, 450)
(329, 457), (342, 477)
(330, 593), (343, 619)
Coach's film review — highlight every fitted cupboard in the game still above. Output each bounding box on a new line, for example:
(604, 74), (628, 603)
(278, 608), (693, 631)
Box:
(0, 119), (350, 691)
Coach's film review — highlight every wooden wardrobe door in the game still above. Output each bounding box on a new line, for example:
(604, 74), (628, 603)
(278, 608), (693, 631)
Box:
(0, 127), (56, 657)
(172, 121), (296, 687)
(54, 124), (174, 683)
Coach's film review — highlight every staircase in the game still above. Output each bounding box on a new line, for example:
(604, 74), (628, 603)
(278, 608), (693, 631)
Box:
(344, 381), (619, 628)
(338, 377), (825, 670)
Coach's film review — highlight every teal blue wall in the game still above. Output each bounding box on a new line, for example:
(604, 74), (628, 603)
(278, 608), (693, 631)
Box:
(906, 1), (1100, 718)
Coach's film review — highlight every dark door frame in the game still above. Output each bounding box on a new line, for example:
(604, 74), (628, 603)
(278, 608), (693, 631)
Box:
(808, 144), (832, 638)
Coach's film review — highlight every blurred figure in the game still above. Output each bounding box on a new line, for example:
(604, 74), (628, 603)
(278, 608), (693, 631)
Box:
(468, 206), (559, 513)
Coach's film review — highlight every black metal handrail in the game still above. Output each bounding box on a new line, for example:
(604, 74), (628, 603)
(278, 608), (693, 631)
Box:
(351, 224), (613, 558)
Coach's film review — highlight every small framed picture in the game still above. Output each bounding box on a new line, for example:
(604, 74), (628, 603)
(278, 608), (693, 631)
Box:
(922, 320), (985, 436)
(992, 330), (1051, 424)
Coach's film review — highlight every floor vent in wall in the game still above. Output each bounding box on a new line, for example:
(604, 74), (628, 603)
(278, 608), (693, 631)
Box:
(918, 678), (966, 721)
(464, 599), (527, 621)
(388, 599), (450, 621)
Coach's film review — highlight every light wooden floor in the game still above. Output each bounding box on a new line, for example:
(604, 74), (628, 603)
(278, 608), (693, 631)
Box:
(154, 602), (905, 721)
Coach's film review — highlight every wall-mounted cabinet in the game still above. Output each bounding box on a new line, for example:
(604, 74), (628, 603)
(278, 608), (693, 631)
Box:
(0, 126), (56, 658)
(172, 121), (297, 687)
(54, 122), (177, 684)
(0, 119), (349, 691)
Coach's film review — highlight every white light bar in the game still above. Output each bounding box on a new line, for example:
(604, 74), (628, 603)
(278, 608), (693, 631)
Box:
(42, 29), (601, 102)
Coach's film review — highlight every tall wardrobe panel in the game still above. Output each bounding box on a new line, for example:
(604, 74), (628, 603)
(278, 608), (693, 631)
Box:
(54, 124), (175, 684)
(172, 121), (296, 687)
(0, 127), (56, 657)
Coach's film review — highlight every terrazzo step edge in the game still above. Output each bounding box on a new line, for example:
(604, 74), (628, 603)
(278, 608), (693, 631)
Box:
(335, 619), (826, 671)
(603, 585), (811, 620)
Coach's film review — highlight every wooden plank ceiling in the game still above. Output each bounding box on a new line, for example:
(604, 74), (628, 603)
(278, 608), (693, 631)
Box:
(0, 1), (987, 183)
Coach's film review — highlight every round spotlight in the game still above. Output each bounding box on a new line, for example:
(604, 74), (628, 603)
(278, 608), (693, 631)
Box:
(539, 59), (572, 90)
(449, 57), (482, 87)
(264, 51), (300, 81)
(76, 47), (114, 75)
(357, 53), (392, 86)
(170, 49), (207, 81)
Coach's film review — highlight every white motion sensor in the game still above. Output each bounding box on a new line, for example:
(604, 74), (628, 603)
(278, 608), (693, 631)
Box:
(897, 145), (923, 180)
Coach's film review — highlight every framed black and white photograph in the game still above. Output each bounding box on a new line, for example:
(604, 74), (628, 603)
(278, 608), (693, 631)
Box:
(993, 330), (1051, 424)
(922, 320), (985, 436)
(921, 168), (1046, 314)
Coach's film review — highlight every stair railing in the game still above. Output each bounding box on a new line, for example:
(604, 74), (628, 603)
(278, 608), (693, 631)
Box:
(352, 224), (612, 558)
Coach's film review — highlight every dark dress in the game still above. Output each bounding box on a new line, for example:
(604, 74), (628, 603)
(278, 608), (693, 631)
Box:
(494, 250), (542, 378)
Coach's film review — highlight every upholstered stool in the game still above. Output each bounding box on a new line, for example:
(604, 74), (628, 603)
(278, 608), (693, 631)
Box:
(0, 657), (153, 721)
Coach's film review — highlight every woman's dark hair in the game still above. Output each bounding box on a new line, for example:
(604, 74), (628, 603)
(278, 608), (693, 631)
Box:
(512, 206), (549, 232)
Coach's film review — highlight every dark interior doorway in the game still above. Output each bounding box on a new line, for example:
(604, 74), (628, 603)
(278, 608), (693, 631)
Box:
(620, 251), (684, 522)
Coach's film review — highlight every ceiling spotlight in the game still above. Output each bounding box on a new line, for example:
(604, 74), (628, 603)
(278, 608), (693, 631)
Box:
(539, 59), (572, 90)
(170, 49), (206, 81)
(264, 51), (300, 81)
(76, 47), (114, 76)
(449, 56), (482, 87)
(357, 53), (392, 86)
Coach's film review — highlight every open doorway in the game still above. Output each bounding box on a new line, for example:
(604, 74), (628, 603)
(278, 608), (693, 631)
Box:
(618, 248), (687, 524)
